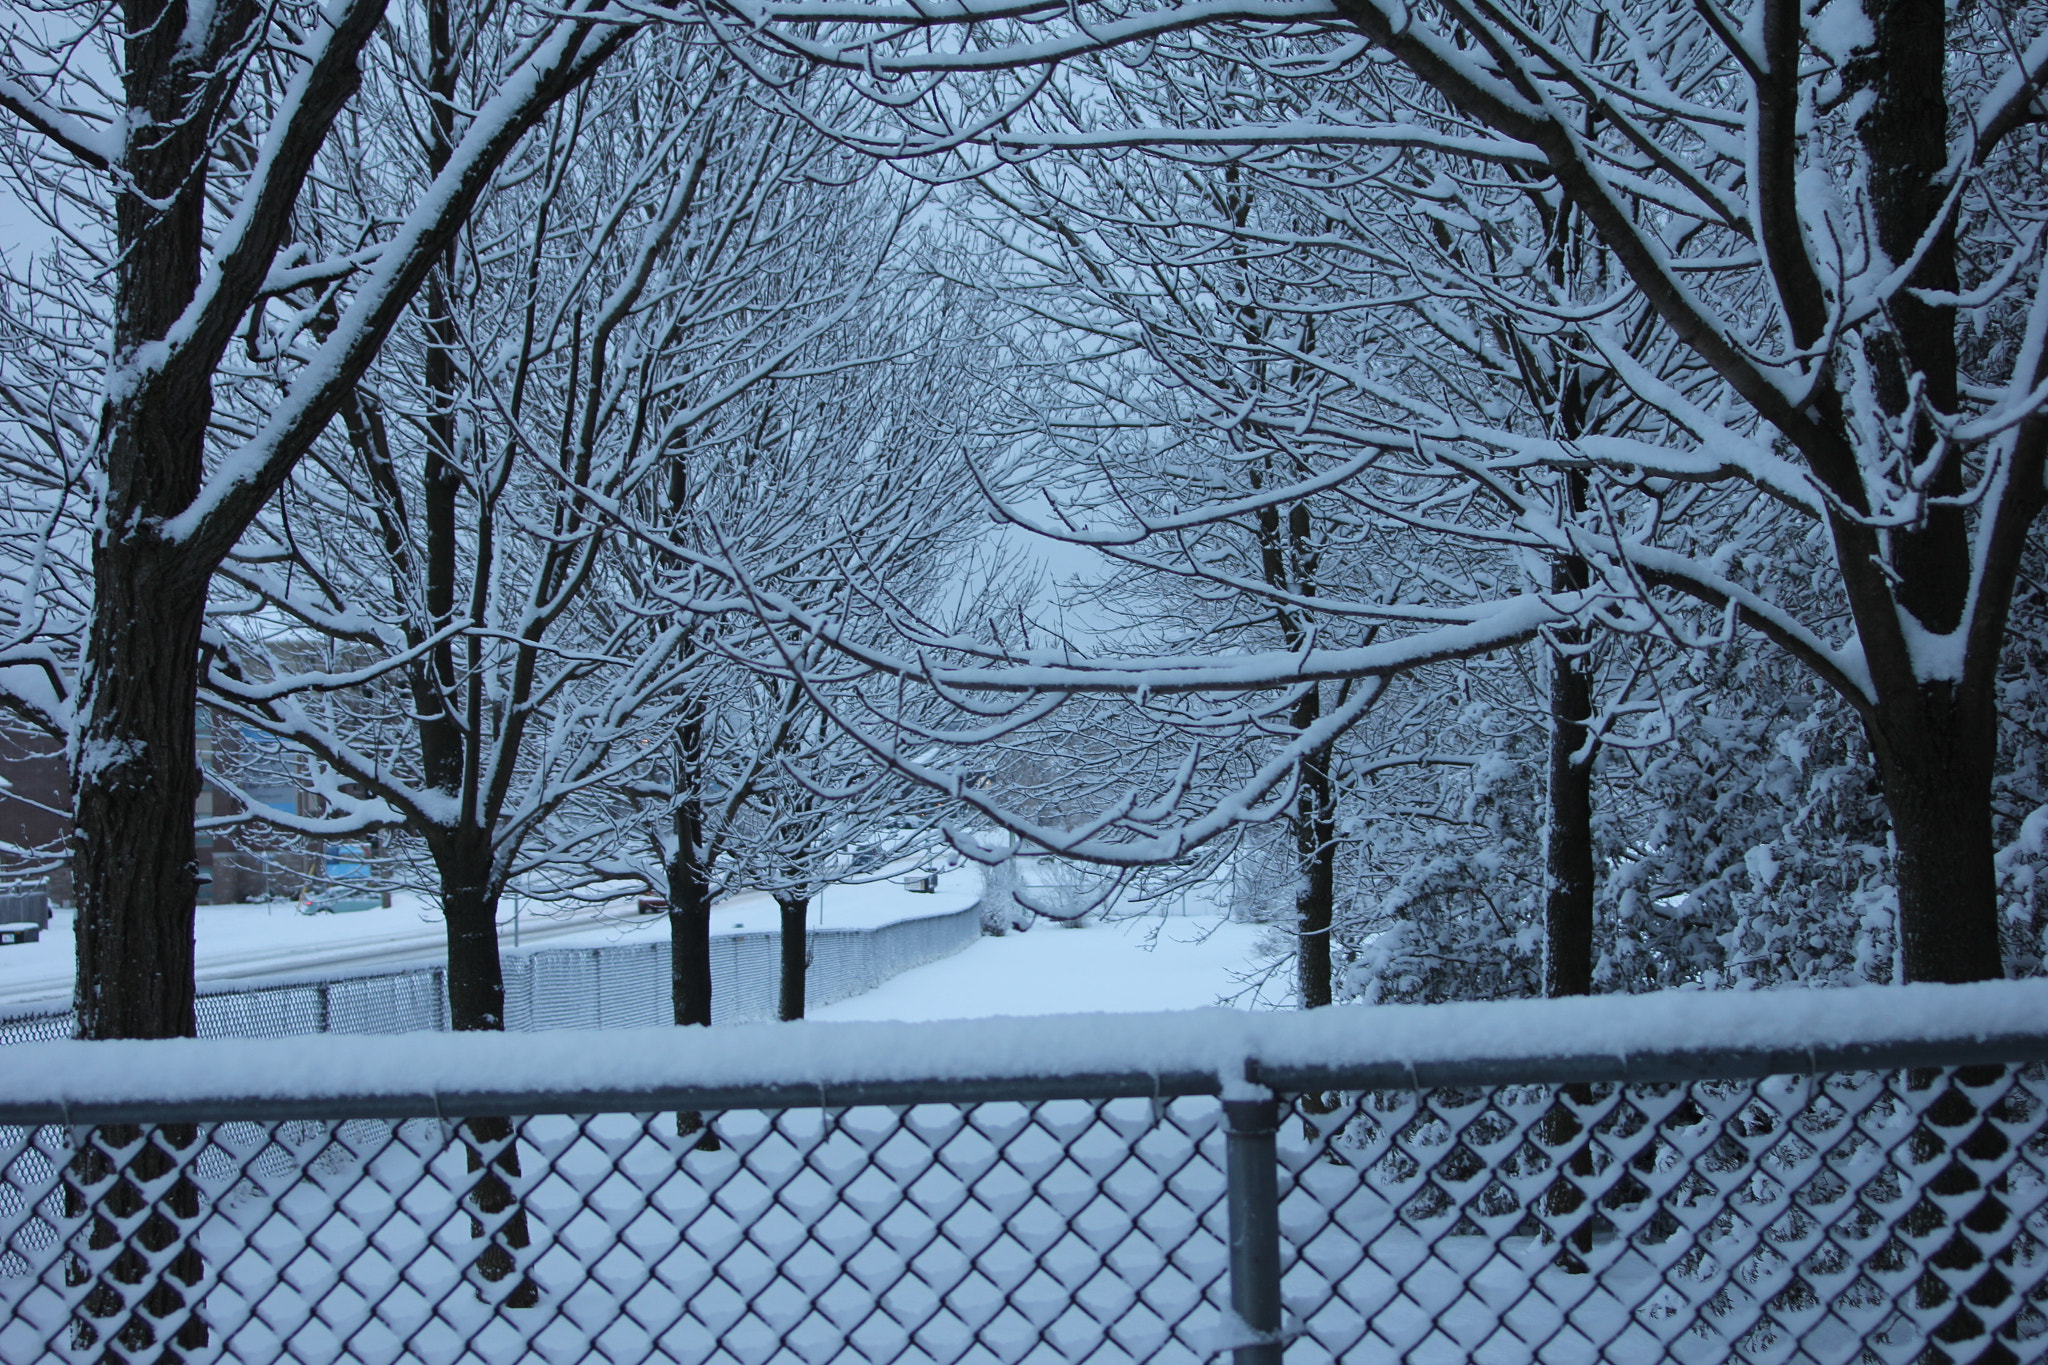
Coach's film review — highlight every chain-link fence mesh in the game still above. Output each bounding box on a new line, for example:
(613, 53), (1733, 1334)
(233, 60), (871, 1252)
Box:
(0, 1097), (1231, 1364)
(4, 1056), (2045, 1362)
(1274, 1066), (2048, 1363)
(0, 906), (977, 1047)
(503, 909), (979, 1033)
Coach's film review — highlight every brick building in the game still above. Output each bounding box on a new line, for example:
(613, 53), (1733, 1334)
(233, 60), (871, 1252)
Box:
(0, 711), (316, 906)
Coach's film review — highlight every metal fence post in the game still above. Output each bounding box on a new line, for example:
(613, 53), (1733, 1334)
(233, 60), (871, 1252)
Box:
(1224, 1095), (1283, 1365)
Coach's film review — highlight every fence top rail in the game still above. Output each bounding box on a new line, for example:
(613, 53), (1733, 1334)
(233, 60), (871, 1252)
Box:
(2, 981), (2045, 1124)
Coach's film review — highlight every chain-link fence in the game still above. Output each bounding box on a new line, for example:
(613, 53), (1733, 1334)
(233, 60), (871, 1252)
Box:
(1273, 1070), (2048, 1362)
(0, 891), (49, 930)
(2, 1002), (2044, 1362)
(504, 907), (980, 1032)
(0, 904), (977, 1047)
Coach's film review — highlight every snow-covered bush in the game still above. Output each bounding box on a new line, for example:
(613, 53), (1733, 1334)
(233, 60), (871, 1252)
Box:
(977, 857), (1033, 936)
(1602, 683), (1895, 992)
(1339, 713), (1543, 1006)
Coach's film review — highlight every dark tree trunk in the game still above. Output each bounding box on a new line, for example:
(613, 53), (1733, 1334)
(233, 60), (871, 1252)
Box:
(1250, 436), (1335, 1010)
(1880, 704), (2003, 988)
(416, 0), (463, 793)
(1541, 563), (1603, 1262)
(1537, 377), (1597, 1000)
(1544, 653), (1596, 999)
(777, 894), (808, 1021)
(457, 1113), (537, 1308)
(666, 781), (718, 1147)
(668, 790), (713, 1028)
(73, 582), (208, 1041)
(1544, 510), (1596, 1000)
(65, 0), (245, 1351)
(1852, 10), (2013, 1355)
(440, 868), (507, 1031)
(435, 856), (535, 1304)
(1845, 0), (1999, 984)
(1874, 703), (2002, 986)
(1293, 734), (1337, 1010)
(1540, 634), (1604, 1263)
(1906, 1067), (2022, 1365)
(66, 1124), (208, 1361)
(75, 0), (235, 1044)
(1293, 725), (1342, 1135)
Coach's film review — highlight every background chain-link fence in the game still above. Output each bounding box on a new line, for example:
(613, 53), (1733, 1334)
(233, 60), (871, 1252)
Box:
(0, 904), (977, 1047)
(0, 891), (49, 930)
(3, 1037), (2045, 1362)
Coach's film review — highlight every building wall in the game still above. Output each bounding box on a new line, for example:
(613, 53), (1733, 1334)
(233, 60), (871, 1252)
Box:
(0, 712), (320, 907)
(0, 723), (69, 904)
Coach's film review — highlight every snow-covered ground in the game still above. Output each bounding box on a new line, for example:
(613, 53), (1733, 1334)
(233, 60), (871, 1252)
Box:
(812, 914), (1278, 1021)
(0, 848), (1281, 1024)
(0, 865), (989, 1015)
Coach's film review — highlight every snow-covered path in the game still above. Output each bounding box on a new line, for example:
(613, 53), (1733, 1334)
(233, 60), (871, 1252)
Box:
(810, 915), (1277, 1022)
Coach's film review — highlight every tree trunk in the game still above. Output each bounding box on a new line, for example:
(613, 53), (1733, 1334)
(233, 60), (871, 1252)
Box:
(668, 794), (714, 1028)
(1906, 1067), (2022, 1365)
(75, 0), (229, 1044)
(1871, 700), (2002, 985)
(441, 872), (508, 1032)
(666, 792), (718, 1147)
(436, 862), (535, 1304)
(456, 1113), (536, 1308)
(1540, 544), (1600, 1257)
(777, 894), (808, 1021)
(64, 0), (234, 1349)
(1856, 11), (2014, 1353)
(1855, 8), (2012, 1342)
(65, 1124), (208, 1362)
(1544, 641), (1596, 999)
(1842, 0), (2001, 984)
(1539, 479), (1599, 1270)
(1293, 729), (1342, 1136)
(1293, 738), (1337, 1010)
(1541, 632), (1602, 1264)
(73, 578), (208, 1041)
(1542, 451), (1596, 1000)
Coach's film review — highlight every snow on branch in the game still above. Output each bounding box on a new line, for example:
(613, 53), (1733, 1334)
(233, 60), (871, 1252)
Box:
(0, 77), (116, 169)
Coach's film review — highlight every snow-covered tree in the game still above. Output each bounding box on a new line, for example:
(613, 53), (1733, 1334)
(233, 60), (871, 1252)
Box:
(594, 280), (1007, 1026)
(199, 31), (890, 1039)
(708, 0), (2048, 991)
(0, 0), (653, 1056)
(0, 0), (664, 1341)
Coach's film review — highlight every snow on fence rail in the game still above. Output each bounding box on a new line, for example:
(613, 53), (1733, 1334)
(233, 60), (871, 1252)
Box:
(3, 984), (2047, 1364)
(0, 902), (978, 1047)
